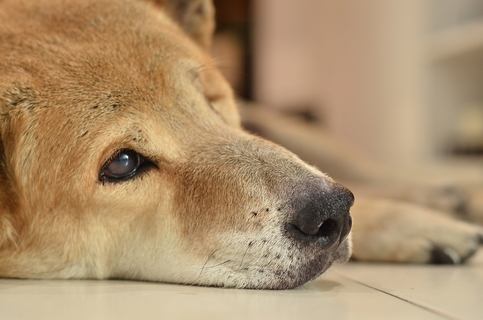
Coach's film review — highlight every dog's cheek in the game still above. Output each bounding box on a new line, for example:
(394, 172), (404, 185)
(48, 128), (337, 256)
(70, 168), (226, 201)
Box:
(177, 171), (270, 224)
(87, 176), (179, 260)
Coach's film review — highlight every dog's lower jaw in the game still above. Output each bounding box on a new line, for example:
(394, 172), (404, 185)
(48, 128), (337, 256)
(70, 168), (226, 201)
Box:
(187, 237), (353, 290)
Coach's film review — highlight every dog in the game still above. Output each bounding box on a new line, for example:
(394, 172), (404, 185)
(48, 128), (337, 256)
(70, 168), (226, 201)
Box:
(0, 0), (480, 290)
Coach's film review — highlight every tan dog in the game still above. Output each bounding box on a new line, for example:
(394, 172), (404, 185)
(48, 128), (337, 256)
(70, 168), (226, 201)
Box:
(0, 0), (353, 289)
(0, 0), (480, 290)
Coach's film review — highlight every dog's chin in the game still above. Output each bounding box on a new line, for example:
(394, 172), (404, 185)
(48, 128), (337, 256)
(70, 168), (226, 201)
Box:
(269, 237), (352, 290)
(190, 237), (353, 290)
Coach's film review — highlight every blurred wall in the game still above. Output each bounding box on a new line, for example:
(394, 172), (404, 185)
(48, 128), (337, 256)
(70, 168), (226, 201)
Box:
(253, 0), (434, 167)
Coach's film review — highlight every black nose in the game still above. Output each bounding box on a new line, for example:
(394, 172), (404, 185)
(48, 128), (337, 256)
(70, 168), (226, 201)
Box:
(288, 183), (353, 247)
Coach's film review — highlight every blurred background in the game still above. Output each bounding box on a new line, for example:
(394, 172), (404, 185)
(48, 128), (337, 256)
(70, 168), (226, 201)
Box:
(211, 0), (483, 171)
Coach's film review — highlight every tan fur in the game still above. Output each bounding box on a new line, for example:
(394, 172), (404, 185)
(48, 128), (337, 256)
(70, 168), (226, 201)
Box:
(350, 198), (481, 263)
(144, 0), (216, 50)
(2, 0), (479, 290)
(0, 0), (354, 289)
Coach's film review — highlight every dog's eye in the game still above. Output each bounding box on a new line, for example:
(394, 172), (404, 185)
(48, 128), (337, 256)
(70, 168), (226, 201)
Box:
(100, 150), (149, 182)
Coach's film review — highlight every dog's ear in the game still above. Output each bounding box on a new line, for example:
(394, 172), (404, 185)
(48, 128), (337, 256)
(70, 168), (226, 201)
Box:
(150, 0), (215, 50)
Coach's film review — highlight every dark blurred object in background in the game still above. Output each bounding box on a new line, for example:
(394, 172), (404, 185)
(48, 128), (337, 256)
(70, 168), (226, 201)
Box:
(212, 0), (253, 99)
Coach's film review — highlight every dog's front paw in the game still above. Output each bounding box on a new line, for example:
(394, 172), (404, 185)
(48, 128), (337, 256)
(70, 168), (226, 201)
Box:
(350, 198), (482, 264)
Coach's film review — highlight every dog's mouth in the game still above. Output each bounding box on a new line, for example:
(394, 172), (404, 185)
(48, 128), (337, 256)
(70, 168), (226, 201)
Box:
(268, 237), (352, 290)
(195, 239), (352, 290)
(194, 216), (352, 290)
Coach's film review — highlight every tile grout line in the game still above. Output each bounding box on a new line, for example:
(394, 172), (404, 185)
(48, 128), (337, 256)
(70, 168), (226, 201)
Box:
(333, 271), (464, 320)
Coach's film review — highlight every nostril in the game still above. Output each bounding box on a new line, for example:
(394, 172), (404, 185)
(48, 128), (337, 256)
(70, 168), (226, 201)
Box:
(291, 222), (318, 236)
(291, 218), (339, 238)
(315, 219), (338, 238)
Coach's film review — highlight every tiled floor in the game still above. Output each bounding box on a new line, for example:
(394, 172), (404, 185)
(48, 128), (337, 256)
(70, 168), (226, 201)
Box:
(1, 249), (482, 320)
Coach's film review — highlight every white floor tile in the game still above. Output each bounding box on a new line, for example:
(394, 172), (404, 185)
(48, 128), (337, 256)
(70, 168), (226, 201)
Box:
(334, 249), (483, 320)
(0, 249), (481, 320)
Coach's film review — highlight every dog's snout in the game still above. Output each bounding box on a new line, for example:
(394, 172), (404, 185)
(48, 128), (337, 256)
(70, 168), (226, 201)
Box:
(289, 184), (353, 247)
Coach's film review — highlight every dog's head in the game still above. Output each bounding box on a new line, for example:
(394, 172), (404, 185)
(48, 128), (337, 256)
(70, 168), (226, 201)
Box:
(0, 0), (353, 289)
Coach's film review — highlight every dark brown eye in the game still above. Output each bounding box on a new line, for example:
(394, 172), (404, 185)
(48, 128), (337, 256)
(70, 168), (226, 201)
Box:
(100, 149), (149, 182)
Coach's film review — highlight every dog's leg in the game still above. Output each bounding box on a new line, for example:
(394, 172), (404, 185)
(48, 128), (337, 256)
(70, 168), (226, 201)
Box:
(350, 197), (483, 264)
(347, 182), (469, 219)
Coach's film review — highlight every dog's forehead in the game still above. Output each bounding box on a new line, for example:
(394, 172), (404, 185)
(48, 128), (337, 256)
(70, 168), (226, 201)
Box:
(0, 0), (211, 116)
